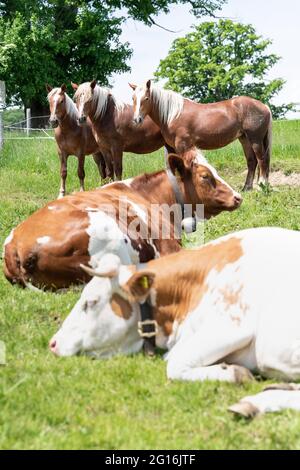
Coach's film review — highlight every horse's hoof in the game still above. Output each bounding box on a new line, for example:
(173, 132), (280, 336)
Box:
(242, 185), (253, 192)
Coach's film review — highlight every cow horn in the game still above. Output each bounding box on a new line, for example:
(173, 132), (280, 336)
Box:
(80, 264), (117, 279)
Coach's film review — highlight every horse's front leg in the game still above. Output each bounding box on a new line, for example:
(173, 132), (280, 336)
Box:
(77, 154), (85, 192)
(58, 150), (69, 199)
(175, 142), (199, 166)
(111, 147), (123, 181)
(93, 152), (107, 180)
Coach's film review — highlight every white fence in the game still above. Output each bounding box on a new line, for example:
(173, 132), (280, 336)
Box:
(4, 114), (55, 141)
(0, 81), (5, 149)
(0, 81), (55, 145)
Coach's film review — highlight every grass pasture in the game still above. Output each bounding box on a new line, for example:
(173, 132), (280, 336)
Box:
(1, 120), (300, 449)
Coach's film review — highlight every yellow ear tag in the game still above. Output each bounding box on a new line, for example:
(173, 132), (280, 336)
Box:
(140, 276), (149, 289)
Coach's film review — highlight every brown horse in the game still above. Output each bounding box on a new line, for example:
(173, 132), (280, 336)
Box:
(71, 80), (172, 180)
(129, 80), (272, 190)
(47, 84), (107, 198)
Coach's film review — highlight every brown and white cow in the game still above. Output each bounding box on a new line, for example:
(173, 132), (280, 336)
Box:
(50, 227), (300, 417)
(3, 153), (241, 290)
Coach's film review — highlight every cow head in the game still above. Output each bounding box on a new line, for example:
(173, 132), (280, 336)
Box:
(168, 153), (242, 219)
(49, 254), (155, 358)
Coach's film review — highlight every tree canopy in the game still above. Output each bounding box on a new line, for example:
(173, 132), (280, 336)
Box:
(0, 0), (226, 115)
(155, 20), (294, 118)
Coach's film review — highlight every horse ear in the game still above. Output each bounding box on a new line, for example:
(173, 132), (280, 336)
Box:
(60, 83), (66, 93)
(46, 84), (52, 93)
(128, 82), (137, 91)
(168, 154), (186, 179)
(71, 82), (79, 90)
(146, 79), (151, 90)
(124, 271), (155, 300)
(90, 79), (97, 90)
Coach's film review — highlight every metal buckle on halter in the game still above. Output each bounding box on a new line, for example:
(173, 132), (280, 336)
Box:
(137, 320), (158, 338)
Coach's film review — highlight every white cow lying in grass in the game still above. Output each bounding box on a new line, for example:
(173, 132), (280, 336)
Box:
(50, 227), (300, 418)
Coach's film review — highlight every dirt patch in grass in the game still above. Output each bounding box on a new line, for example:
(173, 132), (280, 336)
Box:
(269, 171), (300, 187)
(243, 170), (300, 187)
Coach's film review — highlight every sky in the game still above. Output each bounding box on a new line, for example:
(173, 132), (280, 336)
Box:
(110, 0), (300, 118)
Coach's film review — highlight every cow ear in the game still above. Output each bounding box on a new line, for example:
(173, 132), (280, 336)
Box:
(71, 82), (79, 90)
(146, 79), (151, 90)
(46, 84), (53, 93)
(60, 83), (66, 93)
(128, 82), (137, 91)
(168, 154), (186, 179)
(90, 79), (97, 90)
(125, 271), (155, 299)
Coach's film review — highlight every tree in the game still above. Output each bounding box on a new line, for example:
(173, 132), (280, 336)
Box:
(0, 0), (227, 120)
(155, 20), (295, 118)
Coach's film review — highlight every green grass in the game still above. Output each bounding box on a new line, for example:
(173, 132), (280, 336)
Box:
(1, 120), (300, 449)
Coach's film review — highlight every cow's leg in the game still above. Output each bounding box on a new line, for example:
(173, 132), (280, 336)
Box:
(93, 152), (107, 180)
(229, 384), (300, 418)
(58, 151), (69, 199)
(166, 317), (254, 383)
(77, 154), (85, 192)
(239, 136), (257, 191)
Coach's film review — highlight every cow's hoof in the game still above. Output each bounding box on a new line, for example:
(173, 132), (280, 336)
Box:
(232, 365), (255, 384)
(228, 401), (259, 419)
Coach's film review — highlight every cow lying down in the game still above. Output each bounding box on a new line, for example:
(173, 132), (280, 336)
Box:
(3, 153), (241, 289)
(50, 227), (300, 418)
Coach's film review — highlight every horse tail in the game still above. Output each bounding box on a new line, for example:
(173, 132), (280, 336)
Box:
(263, 106), (273, 178)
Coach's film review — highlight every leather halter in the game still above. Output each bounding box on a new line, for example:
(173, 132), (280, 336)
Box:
(138, 300), (158, 357)
(136, 262), (158, 356)
(137, 158), (196, 356)
(166, 168), (185, 219)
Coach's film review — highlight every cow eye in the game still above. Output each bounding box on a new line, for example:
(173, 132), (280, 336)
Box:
(201, 174), (210, 180)
(144, 97), (149, 101)
(82, 299), (98, 312)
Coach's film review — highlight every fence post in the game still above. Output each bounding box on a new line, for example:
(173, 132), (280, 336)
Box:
(26, 108), (31, 137)
(0, 81), (5, 150)
(0, 112), (3, 150)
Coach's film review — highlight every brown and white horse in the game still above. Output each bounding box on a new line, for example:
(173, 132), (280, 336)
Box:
(72, 81), (172, 181)
(129, 80), (272, 190)
(47, 84), (107, 198)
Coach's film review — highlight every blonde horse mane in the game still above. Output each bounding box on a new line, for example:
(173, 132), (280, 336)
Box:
(47, 88), (78, 121)
(74, 82), (125, 119)
(150, 85), (184, 125)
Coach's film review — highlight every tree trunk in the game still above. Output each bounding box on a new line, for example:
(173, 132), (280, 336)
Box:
(28, 100), (49, 128)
